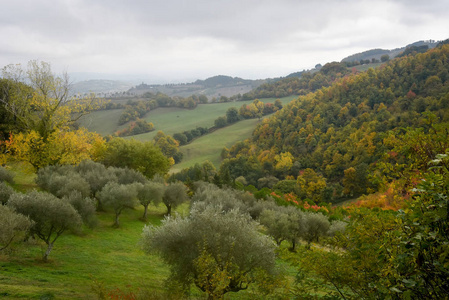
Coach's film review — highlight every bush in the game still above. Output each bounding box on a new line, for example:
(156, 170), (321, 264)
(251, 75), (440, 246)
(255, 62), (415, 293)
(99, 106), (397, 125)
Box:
(141, 204), (278, 298)
(8, 190), (82, 261)
(62, 191), (98, 229)
(0, 181), (15, 205)
(0, 166), (14, 184)
(0, 205), (33, 251)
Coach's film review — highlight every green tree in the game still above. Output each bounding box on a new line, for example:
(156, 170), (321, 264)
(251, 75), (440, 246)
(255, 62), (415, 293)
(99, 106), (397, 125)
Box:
(302, 212), (330, 247)
(384, 153), (449, 298)
(153, 131), (182, 163)
(141, 204), (278, 298)
(0, 182), (15, 205)
(101, 137), (170, 178)
(0, 166), (14, 184)
(8, 190), (82, 261)
(226, 107), (240, 124)
(135, 181), (165, 220)
(97, 182), (138, 227)
(75, 160), (118, 210)
(0, 205), (33, 251)
(214, 116), (227, 128)
(62, 191), (97, 229)
(0, 61), (100, 141)
(162, 181), (188, 215)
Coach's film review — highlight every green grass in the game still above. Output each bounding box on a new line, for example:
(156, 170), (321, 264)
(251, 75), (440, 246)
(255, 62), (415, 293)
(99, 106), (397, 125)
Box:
(350, 62), (383, 72)
(172, 118), (262, 172)
(0, 202), (294, 299)
(79, 96), (297, 140)
(6, 162), (37, 192)
(78, 109), (124, 136)
(0, 165), (301, 299)
(0, 204), (187, 299)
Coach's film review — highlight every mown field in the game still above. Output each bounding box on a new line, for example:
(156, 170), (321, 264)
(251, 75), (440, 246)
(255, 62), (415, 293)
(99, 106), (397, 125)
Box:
(79, 96), (297, 172)
(172, 118), (261, 172)
(79, 96), (297, 139)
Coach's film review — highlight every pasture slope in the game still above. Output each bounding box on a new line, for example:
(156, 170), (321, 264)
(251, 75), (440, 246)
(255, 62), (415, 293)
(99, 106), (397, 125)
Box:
(80, 96), (296, 171)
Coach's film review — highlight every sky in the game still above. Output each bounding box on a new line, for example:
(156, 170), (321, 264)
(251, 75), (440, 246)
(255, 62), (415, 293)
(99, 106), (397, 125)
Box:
(1, 0), (448, 83)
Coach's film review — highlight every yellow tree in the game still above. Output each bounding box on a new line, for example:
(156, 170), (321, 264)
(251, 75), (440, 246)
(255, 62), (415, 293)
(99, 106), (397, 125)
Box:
(1, 61), (102, 141)
(274, 152), (294, 173)
(297, 168), (327, 202)
(3, 128), (105, 169)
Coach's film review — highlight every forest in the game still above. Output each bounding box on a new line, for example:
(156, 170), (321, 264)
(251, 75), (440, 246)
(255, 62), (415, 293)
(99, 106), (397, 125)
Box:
(0, 43), (448, 299)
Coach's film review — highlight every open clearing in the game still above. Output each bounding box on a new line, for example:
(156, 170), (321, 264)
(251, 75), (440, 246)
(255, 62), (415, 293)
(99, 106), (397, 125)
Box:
(79, 96), (297, 139)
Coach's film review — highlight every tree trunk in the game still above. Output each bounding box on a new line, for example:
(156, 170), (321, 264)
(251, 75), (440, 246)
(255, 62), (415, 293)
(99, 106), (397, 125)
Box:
(96, 198), (105, 212)
(289, 239), (296, 252)
(43, 242), (53, 262)
(113, 212), (121, 227)
(142, 205), (149, 220)
(166, 204), (172, 216)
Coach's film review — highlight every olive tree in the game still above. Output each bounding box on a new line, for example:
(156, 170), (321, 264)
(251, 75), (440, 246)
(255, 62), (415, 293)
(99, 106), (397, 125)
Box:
(36, 164), (90, 198)
(162, 181), (188, 215)
(97, 182), (138, 227)
(259, 206), (305, 250)
(110, 166), (147, 185)
(0, 205), (33, 251)
(303, 212), (331, 247)
(135, 181), (165, 220)
(62, 191), (97, 228)
(7, 190), (82, 261)
(141, 204), (278, 298)
(192, 183), (246, 213)
(75, 160), (118, 210)
(0, 181), (15, 205)
(192, 182), (266, 219)
(0, 166), (14, 184)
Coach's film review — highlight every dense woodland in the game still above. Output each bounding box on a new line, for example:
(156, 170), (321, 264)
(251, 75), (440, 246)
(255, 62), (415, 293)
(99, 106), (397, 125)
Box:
(221, 44), (449, 204)
(0, 43), (448, 299)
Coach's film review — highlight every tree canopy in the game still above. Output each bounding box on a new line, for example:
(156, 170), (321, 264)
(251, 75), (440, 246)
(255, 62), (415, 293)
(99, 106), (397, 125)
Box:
(8, 190), (82, 261)
(141, 204), (278, 298)
(101, 137), (170, 178)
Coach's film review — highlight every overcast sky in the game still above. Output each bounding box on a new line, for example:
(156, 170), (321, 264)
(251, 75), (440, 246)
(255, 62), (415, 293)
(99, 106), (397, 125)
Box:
(1, 0), (448, 83)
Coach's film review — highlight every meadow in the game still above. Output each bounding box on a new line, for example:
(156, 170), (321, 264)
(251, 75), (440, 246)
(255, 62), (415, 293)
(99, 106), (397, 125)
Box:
(79, 96), (296, 139)
(79, 96), (297, 172)
(172, 118), (260, 172)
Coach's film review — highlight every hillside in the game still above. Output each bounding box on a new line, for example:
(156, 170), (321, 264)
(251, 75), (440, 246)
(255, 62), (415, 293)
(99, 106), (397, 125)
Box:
(127, 75), (267, 99)
(341, 39), (439, 63)
(71, 79), (134, 97)
(221, 44), (449, 203)
(78, 96), (294, 139)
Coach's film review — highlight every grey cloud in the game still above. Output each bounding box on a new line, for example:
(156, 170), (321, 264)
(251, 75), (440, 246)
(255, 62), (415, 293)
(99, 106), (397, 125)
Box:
(0, 0), (448, 81)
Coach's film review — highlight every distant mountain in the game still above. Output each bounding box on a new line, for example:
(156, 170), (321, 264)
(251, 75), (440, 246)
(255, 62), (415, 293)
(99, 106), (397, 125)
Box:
(127, 75), (266, 99)
(70, 79), (134, 96)
(341, 40), (440, 63)
(194, 75), (254, 88)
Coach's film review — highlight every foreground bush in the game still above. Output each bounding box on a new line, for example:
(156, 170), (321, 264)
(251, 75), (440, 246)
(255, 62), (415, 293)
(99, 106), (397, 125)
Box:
(141, 204), (279, 298)
(8, 190), (82, 261)
(0, 205), (33, 251)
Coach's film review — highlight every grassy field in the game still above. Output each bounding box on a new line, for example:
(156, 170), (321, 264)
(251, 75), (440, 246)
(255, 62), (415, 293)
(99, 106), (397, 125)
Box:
(0, 169), (296, 300)
(0, 204), (189, 299)
(351, 62), (383, 72)
(78, 96), (297, 173)
(172, 118), (261, 172)
(79, 96), (297, 139)
(78, 109), (124, 136)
